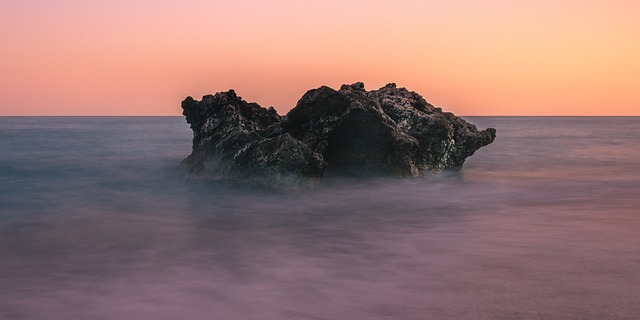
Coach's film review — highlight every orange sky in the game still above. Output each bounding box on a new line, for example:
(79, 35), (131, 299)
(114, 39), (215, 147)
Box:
(1, 0), (639, 116)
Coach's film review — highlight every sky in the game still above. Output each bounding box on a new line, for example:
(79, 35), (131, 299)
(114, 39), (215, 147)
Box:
(1, 0), (639, 116)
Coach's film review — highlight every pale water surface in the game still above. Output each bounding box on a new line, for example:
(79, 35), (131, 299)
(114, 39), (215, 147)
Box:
(1, 117), (639, 319)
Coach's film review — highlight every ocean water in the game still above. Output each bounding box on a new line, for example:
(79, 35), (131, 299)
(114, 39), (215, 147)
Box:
(1, 116), (639, 319)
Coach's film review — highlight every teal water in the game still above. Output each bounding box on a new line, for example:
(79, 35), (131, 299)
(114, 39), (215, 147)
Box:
(1, 117), (639, 319)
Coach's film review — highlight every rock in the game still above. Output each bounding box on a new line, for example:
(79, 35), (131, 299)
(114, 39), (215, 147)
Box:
(181, 83), (496, 188)
(180, 90), (325, 189)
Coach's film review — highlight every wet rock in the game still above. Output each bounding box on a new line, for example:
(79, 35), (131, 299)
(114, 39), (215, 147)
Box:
(181, 83), (496, 188)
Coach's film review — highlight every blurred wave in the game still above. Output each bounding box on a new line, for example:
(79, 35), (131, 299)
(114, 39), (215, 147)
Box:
(1, 116), (639, 319)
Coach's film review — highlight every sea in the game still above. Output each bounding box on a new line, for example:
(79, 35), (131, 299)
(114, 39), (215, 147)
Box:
(1, 116), (639, 320)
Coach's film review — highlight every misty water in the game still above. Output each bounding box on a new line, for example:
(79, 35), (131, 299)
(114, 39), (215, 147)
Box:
(1, 117), (639, 319)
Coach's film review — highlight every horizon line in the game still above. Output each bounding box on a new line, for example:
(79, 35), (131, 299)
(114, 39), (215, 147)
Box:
(2, 115), (640, 117)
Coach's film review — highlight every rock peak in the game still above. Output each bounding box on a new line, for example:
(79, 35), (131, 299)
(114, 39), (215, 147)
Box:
(383, 83), (397, 89)
(340, 82), (366, 91)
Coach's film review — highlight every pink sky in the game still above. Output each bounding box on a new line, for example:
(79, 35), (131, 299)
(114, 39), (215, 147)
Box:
(1, 0), (639, 116)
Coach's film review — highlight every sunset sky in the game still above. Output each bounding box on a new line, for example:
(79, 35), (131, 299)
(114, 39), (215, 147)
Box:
(1, 0), (639, 116)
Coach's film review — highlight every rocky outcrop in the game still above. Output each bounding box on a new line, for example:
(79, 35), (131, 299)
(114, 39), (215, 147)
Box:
(181, 83), (496, 188)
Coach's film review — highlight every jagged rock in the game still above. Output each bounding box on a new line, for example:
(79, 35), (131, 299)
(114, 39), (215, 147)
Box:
(181, 83), (496, 188)
(180, 90), (324, 188)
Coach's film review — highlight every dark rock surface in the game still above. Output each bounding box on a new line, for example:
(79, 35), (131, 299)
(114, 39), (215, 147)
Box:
(181, 83), (496, 188)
